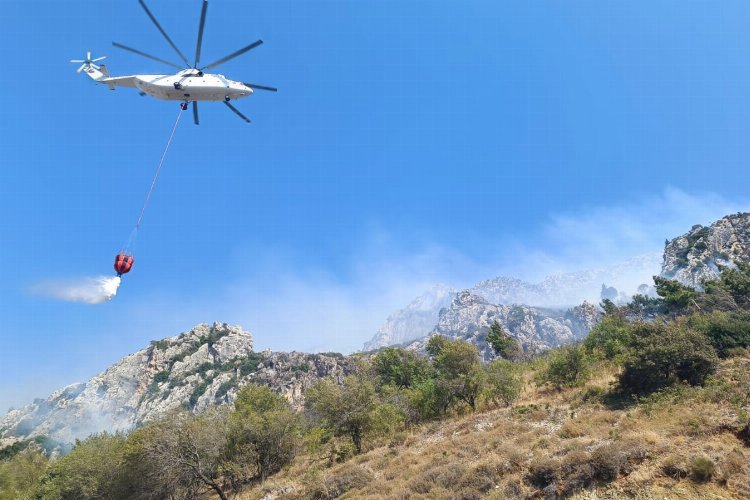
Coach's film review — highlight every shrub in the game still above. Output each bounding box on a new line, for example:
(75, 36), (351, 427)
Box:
(583, 315), (633, 360)
(239, 352), (263, 376)
(319, 465), (373, 498)
(690, 455), (716, 482)
(662, 455), (689, 479)
(538, 345), (590, 389)
(618, 322), (718, 395)
(152, 371), (169, 384)
(486, 321), (522, 361)
(525, 457), (559, 488)
(687, 311), (750, 358)
(482, 359), (522, 406)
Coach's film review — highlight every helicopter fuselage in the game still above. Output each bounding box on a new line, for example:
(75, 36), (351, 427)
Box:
(131, 70), (252, 101)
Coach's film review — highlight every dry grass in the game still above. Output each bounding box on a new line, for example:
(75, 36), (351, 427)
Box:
(239, 356), (750, 500)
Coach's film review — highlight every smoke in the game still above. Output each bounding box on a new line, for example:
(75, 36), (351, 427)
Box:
(30, 276), (122, 304)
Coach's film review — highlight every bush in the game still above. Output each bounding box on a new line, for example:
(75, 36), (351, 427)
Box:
(538, 345), (590, 389)
(687, 311), (750, 358)
(152, 371), (169, 384)
(618, 322), (718, 395)
(482, 359), (522, 406)
(525, 457), (559, 488)
(239, 352), (263, 376)
(583, 315), (632, 360)
(690, 455), (716, 482)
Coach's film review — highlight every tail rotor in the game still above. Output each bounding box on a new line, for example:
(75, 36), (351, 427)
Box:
(70, 51), (107, 73)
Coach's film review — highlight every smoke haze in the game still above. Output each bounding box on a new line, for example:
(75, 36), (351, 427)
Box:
(30, 276), (122, 304)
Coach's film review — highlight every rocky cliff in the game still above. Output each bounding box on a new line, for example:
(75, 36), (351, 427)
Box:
(364, 256), (657, 352)
(405, 291), (600, 359)
(0, 323), (355, 450)
(661, 212), (750, 289)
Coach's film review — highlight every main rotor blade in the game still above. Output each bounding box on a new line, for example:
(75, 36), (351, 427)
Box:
(138, 0), (190, 67)
(243, 82), (277, 92)
(194, 0), (208, 67)
(92, 56), (107, 62)
(70, 59), (85, 63)
(202, 40), (263, 70)
(77, 64), (86, 73)
(112, 42), (183, 69)
(223, 101), (251, 123)
(193, 101), (200, 125)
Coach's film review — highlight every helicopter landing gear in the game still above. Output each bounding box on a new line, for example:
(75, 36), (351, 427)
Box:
(174, 82), (183, 90)
(225, 95), (231, 102)
(180, 102), (188, 111)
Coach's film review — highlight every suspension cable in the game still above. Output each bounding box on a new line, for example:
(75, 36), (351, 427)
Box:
(135, 107), (184, 231)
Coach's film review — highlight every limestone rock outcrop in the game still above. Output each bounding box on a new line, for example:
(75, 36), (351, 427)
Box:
(661, 212), (750, 289)
(0, 322), (355, 449)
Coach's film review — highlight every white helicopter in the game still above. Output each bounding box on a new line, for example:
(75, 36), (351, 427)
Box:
(71, 0), (276, 124)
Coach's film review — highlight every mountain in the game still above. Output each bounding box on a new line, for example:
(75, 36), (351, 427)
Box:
(471, 254), (662, 308)
(662, 212), (750, 289)
(362, 284), (455, 351)
(0, 323), (355, 451)
(363, 255), (659, 352)
(404, 291), (600, 359)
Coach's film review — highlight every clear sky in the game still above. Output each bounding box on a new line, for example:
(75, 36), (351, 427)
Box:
(2, 0), (750, 411)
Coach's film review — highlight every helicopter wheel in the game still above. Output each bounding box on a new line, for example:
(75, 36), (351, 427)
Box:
(180, 102), (188, 111)
(225, 95), (231, 102)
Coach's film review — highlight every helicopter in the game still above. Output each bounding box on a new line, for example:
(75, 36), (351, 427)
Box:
(71, 0), (276, 124)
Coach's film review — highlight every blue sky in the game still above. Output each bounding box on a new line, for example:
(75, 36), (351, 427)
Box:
(2, 0), (750, 411)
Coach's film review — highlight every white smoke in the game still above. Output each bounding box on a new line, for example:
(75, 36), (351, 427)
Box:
(30, 276), (122, 304)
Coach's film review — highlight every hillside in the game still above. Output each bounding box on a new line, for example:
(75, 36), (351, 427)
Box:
(242, 356), (750, 499)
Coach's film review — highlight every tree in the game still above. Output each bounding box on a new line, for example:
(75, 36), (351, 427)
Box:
(583, 315), (633, 361)
(482, 359), (522, 406)
(686, 310), (750, 358)
(538, 345), (590, 389)
(431, 338), (484, 411)
(229, 385), (301, 482)
(486, 321), (522, 361)
(618, 322), (719, 395)
(0, 446), (48, 500)
(305, 374), (392, 454)
(128, 409), (235, 500)
(654, 276), (697, 314)
(372, 348), (433, 389)
(36, 433), (128, 500)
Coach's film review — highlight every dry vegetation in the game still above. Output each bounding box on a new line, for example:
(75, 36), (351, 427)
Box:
(240, 356), (750, 499)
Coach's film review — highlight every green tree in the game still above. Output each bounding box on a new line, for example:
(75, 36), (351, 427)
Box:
(654, 276), (697, 314)
(127, 409), (235, 500)
(618, 322), (719, 395)
(538, 344), (590, 389)
(372, 348), (433, 389)
(432, 338), (484, 411)
(305, 374), (397, 453)
(583, 315), (633, 361)
(686, 310), (750, 358)
(482, 359), (522, 406)
(486, 321), (522, 361)
(37, 433), (128, 500)
(229, 385), (301, 482)
(0, 446), (48, 500)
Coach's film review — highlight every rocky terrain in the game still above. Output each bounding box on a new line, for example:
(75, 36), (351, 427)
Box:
(0, 323), (355, 449)
(405, 291), (600, 359)
(363, 255), (659, 352)
(662, 212), (750, 289)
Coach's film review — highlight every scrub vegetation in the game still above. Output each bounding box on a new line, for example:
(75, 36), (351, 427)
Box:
(4, 266), (750, 498)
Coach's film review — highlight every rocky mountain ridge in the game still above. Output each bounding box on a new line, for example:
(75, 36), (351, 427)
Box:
(404, 291), (600, 359)
(0, 323), (355, 450)
(363, 255), (659, 352)
(661, 212), (750, 289)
